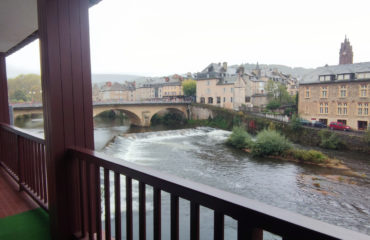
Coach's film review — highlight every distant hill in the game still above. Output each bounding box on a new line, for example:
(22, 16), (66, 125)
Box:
(230, 63), (314, 81)
(91, 74), (143, 84)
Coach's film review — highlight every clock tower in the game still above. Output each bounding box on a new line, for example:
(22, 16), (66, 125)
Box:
(339, 36), (353, 65)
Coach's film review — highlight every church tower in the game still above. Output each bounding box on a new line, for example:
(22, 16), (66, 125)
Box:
(339, 36), (353, 65)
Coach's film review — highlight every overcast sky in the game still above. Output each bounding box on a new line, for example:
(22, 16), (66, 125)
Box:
(6, 0), (370, 78)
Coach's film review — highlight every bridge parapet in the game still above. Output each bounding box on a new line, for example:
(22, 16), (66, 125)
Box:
(11, 101), (191, 127)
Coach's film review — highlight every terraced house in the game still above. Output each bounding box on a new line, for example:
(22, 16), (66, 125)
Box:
(299, 62), (370, 130)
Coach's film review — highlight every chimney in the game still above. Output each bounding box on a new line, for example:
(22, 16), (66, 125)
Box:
(106, 81), (112, 87)
(223, 62), (228, 71)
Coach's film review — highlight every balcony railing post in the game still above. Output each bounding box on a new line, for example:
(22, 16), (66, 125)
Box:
(237, 221), (263, 240)
(16, 135), (22, 192)
(0, 53), (10, 124)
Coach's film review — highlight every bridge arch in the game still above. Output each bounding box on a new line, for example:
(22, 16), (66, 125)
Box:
(150, 107), (188, 123)
(93, 108), (141, 126)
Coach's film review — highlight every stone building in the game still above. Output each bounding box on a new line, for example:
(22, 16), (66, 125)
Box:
(299, 62), (370, 130)
(195, 62), (296, 109)
(196, 63), (247, 109)
(99, 82), (125, 101)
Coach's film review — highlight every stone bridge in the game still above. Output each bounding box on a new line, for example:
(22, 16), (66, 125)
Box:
(11, 102), (191, 127)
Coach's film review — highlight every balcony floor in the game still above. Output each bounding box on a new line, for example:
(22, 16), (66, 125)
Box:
(0, 168), (38, 218)
(0, 168), (50, 240)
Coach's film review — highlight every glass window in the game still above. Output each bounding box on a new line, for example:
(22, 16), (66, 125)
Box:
(217, 97), (221, 104)
(360, 84), (367, 97)
(321, 86), (328, 98)
(340, 85), (347, 97)
(337, 103), (342, 115)
(365, 103), (369, 115)
(305, 87), (310, 98)
(324, 103), (328, 114)
(320, 103), (324, 114)
(343, 103), (347, 115)
(358, 103), (363, 115)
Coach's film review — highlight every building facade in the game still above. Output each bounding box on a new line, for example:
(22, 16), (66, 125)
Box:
(299, 62), (370, 130)
(196, 62), (295, 109)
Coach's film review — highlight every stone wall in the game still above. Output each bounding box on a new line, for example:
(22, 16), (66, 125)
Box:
(190, 103), (370, 153)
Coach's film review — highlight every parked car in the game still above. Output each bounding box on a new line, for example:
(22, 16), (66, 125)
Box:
(299, 119), (312, 126)
(329, 122), (351, 131)
(313, 121), (327, 128)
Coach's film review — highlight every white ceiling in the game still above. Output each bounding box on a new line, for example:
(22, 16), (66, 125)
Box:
(0, 0), (38, 53)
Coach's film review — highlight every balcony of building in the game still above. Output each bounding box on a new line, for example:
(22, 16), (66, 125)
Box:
(1, 1), (370, 240)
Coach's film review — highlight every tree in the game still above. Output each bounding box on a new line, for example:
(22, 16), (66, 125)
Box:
(12, 90), (28, 102)
(182, 79), (196, 96)
(264, 80), (294, 108)
(8, 74), (42, 103)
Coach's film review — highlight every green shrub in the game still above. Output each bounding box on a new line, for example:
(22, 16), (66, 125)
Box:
(285, 149), (328, 163)
(226, 127), (252, 149)
(252, 129), (292, 156)
(268, 122), (276, 131)
(289, 114), (302, 131)
(318, 130), (342, 149)
(266, 100), (281, 111)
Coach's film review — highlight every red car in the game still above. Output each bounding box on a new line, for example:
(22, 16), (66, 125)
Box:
(329, 122), (351, 131)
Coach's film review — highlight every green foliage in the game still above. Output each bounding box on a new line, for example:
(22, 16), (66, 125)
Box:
(226, 127), (252, 149)
(268, 122), (276, 131)
(12, 90), (28, 102)
(207, 115), (229, 129)
(182, 79), (196, 96)
(289, 114), (302, 131)
(265, 80), (294, 105)
(8, 74), (42, 103)
(251, 129), (292, 156)
(151, 112), (186, 126)
(284, 149), (328, 163)
(318, 130), (342, 149)
(266, 100), (281, 111)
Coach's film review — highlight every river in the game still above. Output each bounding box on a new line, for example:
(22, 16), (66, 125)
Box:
(15, 117), (370, 239)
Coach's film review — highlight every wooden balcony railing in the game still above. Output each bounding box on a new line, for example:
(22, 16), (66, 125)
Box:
(0, 123), (48, 210)
(68, 147), (370, 240)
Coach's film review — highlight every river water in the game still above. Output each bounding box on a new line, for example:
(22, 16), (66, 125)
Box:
(15, 117), (370, 239)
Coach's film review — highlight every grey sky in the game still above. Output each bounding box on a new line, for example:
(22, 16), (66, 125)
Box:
(6, 0), (370, 78)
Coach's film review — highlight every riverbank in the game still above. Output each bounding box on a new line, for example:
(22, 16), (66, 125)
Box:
(189, 103), (370, 153)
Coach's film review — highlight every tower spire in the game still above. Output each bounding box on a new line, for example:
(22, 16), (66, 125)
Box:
(339, 36), (353, 65)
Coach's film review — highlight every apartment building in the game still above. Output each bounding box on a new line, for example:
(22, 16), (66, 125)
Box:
(299, 62), (370, 130)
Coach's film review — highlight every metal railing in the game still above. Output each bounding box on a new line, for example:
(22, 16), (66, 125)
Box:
(68, 147), (369, 240)
(0, 123), (48, 210)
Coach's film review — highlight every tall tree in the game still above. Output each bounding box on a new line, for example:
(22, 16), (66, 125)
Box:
(182, 79), (196, 96)
(7, 74), (42, 103)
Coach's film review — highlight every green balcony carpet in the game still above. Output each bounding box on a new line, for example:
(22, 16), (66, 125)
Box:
(0, 208), (50, 240)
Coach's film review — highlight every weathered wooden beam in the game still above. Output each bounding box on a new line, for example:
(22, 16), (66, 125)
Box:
(0, 53), (10, 124)
(37, 0), (95, 239)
